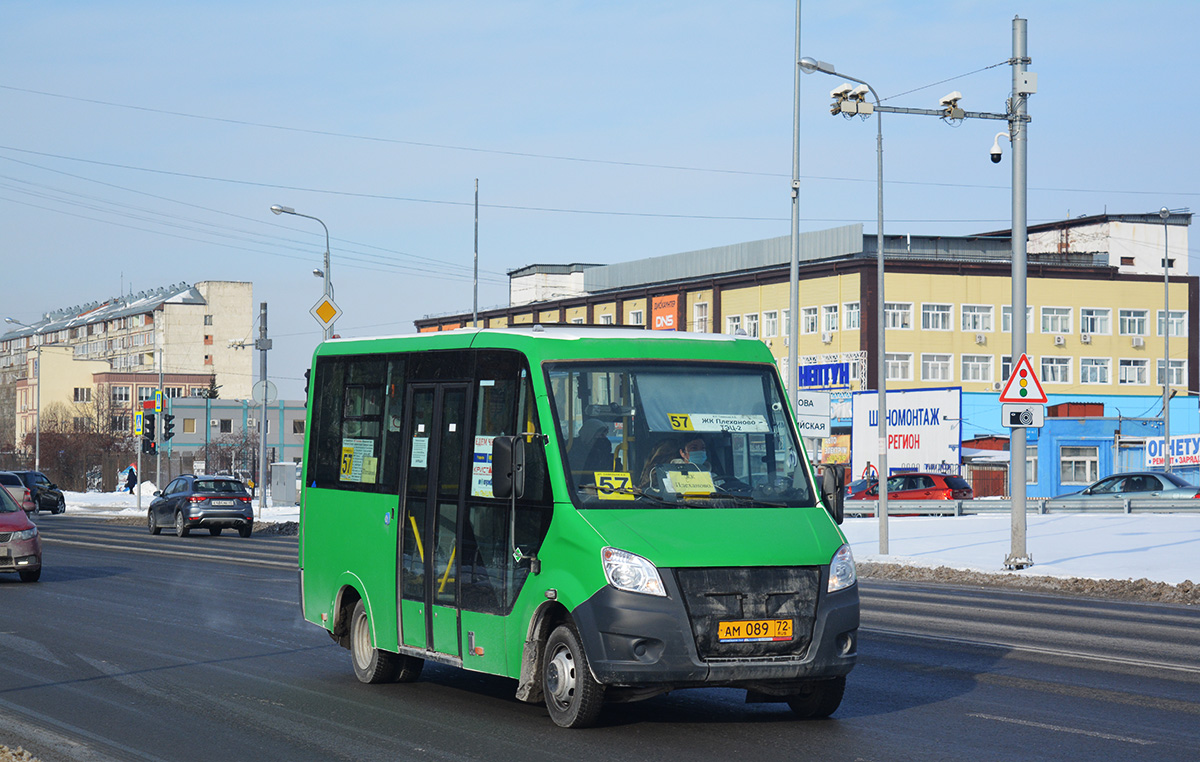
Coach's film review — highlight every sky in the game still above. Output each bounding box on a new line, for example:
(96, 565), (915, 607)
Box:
(63, 487), (1200, 585)
(3, 2), (1198, 398)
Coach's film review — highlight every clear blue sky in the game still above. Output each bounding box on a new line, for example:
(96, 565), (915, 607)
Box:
(3, 2), (1197, 397)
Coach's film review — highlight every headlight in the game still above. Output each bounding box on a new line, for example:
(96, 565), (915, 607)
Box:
(601, 547), (666, 597)
(13, 527), (38, 542)
(827, 543), (857, 593)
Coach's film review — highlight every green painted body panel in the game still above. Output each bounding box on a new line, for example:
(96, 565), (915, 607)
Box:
(459, 610), (509, 674)
(431, 604), (460, 656)
(577, 507), (846, 568)
(400, 599), (425, 649)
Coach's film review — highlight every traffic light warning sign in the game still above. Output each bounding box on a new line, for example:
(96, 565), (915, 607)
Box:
(998, 353), (1048, 404)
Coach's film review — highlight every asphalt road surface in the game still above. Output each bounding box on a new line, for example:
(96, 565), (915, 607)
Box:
(2, 515), (1198, 761)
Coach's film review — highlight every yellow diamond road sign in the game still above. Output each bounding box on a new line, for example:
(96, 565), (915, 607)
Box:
(311, 295), (342, 329)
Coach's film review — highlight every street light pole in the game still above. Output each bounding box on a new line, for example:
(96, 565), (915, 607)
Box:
(1160, 206), (1171, 472)
(5, 317), (42, 470)
(799, 57), (890, 554)
(271, 205), (334, 340)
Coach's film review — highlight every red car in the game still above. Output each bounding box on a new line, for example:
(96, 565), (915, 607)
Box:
(853, 472), (973, 500)
(0, 480), (41, 582)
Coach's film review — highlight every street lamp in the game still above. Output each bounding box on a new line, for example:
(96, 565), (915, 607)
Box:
(270, 205), (335, 340)
(1160, 206), (1172, 472)
(4, 317), (42, 470)
(799, 56), (891, 553)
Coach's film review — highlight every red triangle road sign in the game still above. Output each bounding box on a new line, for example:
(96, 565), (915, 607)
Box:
(998, 353), (1048, 403)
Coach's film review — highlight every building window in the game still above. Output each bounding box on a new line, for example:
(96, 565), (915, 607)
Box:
(1060, 445), (1098, 485)
(204, 354), (213, 365)
(219, 419), (232, 433)
(822, 305), (839, 333)
(204, 334), (214, 345)
(1118, 358), (1148, 385)
(293, 420), (305, 435)
(884, 302), (912, 329)
(1041, 356), (1071, 384)
(1001, 355), (1013, 381)
(921, 353), (952, 381)
(692, 303), (708, 332)
(961, 305), (993, 332)
(628, 309), (644, 326)
(599, 313), (614, 325)
(843, 302), (860, 330)
(73, 387), (92, 403)
(204, 314), (214, 326)
(921, 304), (952, 331)
(885, 353), (912, 381)
(165, 387), (184, 398)
(1080, 308), (1110, 335)
(1080, 358), (1110, 385)
(111, 385), (130, 404)
(739, 313), (756, 338)
(781, 309), (790, 336)
(183, 418), (196, 434)
(725, 315), (742, 334)
(801, 307), (819, 334)
(1157, 309), (1186, 337)
(1041, 306), (1072, 334)
(1002, 305), (1034, 333)
(1157, 359), (1186, 387)
(1118, 309), (1147, 336)
(762, 310), (779, 338)
(961, 355), (993, 382)
(137, 387), (155, 402)
(1027, 446), (1038, 484)
(111, 415), (128, 432)
(570, 317), (584, 325)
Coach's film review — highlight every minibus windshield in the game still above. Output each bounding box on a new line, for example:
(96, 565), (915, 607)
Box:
(547, 362), (817, 509)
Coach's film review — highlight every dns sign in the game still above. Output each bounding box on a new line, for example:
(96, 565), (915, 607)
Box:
(652, 294), (678, 331)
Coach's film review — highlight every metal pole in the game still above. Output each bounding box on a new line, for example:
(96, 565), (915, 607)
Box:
(1006, 16), (1032, 569)
(34, 343), (41, 471)
(872, 88), (889, 554)
(258, 302), (269, 512)
(156, 348), (163, 485)
(320, 221), (332, 340)
(788, 0), (800, 412)
(474, 179), (480, 328)
(1161, 206), (1171, 472)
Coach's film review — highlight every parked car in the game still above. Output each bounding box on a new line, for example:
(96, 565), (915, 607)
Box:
(148, 475), (255, 538)
(845, 477), (878, 500)
(12, 471), (65, 514)
(854, 472), (974, 500)
(0, 480), (41, 582)
(1054, 471), (1200, 501)
(0, 471), (36, 514)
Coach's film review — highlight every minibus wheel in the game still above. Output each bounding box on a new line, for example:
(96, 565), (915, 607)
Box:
(543, 624), (605, 728)
(786, 676), (846, 719)
(350, 599), (400, 683)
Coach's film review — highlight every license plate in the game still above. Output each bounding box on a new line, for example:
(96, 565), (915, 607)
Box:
(717, 619), (793, 643)
(210, 500), (235, 506)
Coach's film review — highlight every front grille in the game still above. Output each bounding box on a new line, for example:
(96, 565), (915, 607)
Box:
(0, 532), (12, 542)
(675, 566), (820, 660)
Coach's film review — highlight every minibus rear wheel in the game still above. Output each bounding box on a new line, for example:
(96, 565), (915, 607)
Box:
(543, 624), (605, 728)
(350, 599), (401, 683)
(787, 676), (846, 719)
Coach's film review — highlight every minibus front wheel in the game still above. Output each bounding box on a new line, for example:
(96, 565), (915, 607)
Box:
(543, 624), (605, 728)
(787, 675), (846, 719)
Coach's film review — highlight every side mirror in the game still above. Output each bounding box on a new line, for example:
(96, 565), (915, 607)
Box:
(491, 435), (526, 500)
(152, 490), (162, 497)
(821, 465), (846, 525)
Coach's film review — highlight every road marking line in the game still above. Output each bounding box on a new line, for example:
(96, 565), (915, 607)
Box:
(863, 626), (1200, 675)
(42, 537), (295, 569)
(969, 713), (1154, 745)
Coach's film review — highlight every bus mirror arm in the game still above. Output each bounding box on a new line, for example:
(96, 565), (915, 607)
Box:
(495, 435), (541, 574)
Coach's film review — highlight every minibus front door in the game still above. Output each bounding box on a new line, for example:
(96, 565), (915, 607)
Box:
(399, 383), (469, 660)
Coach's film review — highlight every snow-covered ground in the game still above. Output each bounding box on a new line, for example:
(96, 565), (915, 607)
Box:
(57, 485), (1198, 586)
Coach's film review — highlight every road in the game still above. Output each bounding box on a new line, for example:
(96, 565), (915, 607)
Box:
(2, 515), (1197, 761)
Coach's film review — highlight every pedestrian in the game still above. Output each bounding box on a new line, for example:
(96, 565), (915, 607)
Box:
(126, 467), (137, 494)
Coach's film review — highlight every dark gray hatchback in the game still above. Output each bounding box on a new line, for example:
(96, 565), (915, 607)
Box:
(148, 475), (254, 538)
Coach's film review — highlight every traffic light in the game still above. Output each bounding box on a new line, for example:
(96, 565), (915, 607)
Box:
(141, 439), (157, 456)
(163, 414), (175, 441)
(143, 414), (156, 441)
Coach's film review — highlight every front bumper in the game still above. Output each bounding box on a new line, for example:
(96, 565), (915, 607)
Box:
(0, 537), (42, 574)
(571, 566), (858, 689)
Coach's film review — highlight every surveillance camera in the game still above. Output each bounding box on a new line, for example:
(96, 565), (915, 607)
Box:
(990, 132), (1008, 164)
(990, 148), (1003, 164)
(939, 90), (963, 107)
(830, 83), (853, 98)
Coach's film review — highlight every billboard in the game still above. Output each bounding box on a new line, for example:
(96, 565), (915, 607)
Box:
(1144, 435), (1200, 468)
(651, 294), (678, 330)
(851, 387), (963, 478)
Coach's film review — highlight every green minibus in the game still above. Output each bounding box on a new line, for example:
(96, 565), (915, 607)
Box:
(299, 327), (857, 728)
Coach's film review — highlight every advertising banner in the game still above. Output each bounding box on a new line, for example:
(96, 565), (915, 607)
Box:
(651, 294), (678, 330)
(851, 387), (962, 479)
(1144, 435), (1200, 468)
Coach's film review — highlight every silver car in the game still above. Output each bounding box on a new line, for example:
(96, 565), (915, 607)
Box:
(1054, 471), (1200, 501)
